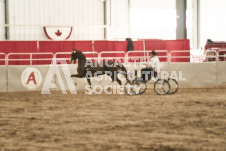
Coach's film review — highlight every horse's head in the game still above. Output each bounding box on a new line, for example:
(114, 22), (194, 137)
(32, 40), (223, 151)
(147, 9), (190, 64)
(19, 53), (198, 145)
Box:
(71, 49), (79, 63)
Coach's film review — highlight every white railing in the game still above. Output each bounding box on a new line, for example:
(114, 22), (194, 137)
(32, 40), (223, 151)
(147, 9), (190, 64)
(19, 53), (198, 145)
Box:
(191, 54), (206, 63)
(7, 53), (54, 65)
(191, 49), (226, 62)
(55, 51), (99, 63)
(127, 50), (146, 63)
(169, 50), (191, 62)
(146, 50), (169, 61)
(218, 49), (226, 61)
(99, 51), (126, 62)
(0, 53), (6, 65)
(126, 50), (169, 63)
(2, 49), (226, 65)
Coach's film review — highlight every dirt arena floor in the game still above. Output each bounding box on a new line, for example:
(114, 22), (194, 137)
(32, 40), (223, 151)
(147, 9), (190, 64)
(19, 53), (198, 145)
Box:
(0, 88), (226, 151)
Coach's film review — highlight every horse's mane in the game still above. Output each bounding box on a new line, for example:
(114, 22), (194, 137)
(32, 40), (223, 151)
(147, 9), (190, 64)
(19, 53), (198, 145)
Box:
(77, 50), (86, 60)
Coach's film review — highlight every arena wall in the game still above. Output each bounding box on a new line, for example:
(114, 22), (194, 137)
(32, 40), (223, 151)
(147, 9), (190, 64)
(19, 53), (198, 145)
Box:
(7, 66), (52, 92)
(0, 66), (7, 92)
(125, 62), (223, 88)
(216, 62), (226, 86)
(1, 62), (226, 92)
(168, 63), (217, 87)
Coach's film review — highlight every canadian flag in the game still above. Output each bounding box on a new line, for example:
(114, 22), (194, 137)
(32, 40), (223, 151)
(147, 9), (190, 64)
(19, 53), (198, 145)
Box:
(43, 26), (73, 40)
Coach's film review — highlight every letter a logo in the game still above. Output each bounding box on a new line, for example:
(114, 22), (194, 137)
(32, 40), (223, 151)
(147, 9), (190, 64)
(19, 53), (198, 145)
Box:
(21, 67), (42, 90)
(26, 72), (37, 85)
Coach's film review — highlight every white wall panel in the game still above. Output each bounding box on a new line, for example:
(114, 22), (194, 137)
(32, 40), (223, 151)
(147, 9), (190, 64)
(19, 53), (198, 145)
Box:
(0, 0), (5, 40)
(8, 0), (105, 40)
(130, 0), (175, 9)
(107, 0), (129, 40)
(200, 0), (226, 46)
(6, 0), (130, 40)
(129, 0), (176, 39)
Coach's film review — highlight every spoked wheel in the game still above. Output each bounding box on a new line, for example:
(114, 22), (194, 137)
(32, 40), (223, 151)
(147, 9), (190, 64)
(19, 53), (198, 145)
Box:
(124, 81), (137, 95)
(132, 80), (147, 95)
(167, 78), (178, 94)
(124, 80), (147, 95)
(154, 79), (170, 95)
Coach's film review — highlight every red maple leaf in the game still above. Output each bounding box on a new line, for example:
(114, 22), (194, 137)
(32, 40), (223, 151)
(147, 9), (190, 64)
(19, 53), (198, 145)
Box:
(55, 30), (62, 36)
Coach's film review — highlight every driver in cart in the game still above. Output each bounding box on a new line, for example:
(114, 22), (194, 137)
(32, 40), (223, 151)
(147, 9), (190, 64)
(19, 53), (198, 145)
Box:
(139, 51), (160, 82)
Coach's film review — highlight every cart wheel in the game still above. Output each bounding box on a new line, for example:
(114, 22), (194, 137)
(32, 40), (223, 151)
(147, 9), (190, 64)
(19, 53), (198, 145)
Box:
(132, 80), (147, 95)
(124, 80), (147, 95)
(154, 79), (170, 95)
(167, 78), (178, 94)
(124, 81), (137, 95)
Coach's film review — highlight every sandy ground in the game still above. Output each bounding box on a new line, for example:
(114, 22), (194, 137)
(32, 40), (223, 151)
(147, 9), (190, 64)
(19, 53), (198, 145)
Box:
(0, 88), (226, 151)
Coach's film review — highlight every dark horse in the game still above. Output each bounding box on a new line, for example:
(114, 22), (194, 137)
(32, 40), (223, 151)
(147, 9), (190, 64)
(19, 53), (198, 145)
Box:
(70, 49), (130, 88)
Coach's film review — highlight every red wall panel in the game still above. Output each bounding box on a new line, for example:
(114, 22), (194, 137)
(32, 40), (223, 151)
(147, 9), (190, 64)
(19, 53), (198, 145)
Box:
(0, 41), (38, 54)
(133, 41), (144, 50)
(144, 39), (166, 50)
(38, 41), (93, 53)
(165, 39), (190, 51)
(165, 39), (190, 62)
(0, 39), (191, 64)
(94, 41), (127, 52)
(94, 41), (127, 59)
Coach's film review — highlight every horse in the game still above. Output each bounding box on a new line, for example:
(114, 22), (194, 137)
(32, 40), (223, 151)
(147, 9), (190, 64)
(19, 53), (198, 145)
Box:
(70, 49), (130, 88)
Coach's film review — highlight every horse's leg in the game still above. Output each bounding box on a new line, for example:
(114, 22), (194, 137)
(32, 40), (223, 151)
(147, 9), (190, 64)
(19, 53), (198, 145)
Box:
(110, 75), (115, 82)
(109, 71), (122, 85)
(86, 78), (92, 89)
(114, 72), (122, 85)
(116, 77), (122, 85)
(71, 74), (84, 78)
